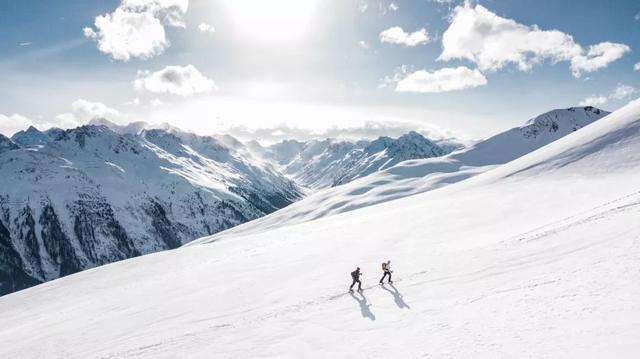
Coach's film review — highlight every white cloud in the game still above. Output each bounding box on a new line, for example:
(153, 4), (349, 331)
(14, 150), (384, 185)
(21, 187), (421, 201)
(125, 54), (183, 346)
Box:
(83, 0), (188, 61)
(578, 84), (636, 107)
(395, 66), (487, 93)
(570, 42), (630, 77)
(380, 27), (430, 47)
(358, 40), (369, 49)
(134, 64), (216, 96)
(389, 3), (399, 11)
(578, 95), (607, 107)
(634, 62), (640, 71)
(0, 100), (123, 136)
(0, 114), (33, 137)
(439, 3), (630, 77)
(54, 113), (84, 128)
(72, 99), (121, 120)
(610, 84), (636, 100)
(122, 0), (189, 27)
(55, 99), (122, 126)
(635, 12), (640, 21)
(198, 23), (215, 34)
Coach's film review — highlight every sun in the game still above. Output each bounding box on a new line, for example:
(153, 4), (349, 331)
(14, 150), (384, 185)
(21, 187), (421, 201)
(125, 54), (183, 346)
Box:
(224, 0), (319, 42)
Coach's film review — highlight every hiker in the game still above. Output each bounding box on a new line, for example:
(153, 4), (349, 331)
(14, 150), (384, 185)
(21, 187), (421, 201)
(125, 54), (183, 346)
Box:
(379, 260), (392, 284)
(349, 267), (363, 292)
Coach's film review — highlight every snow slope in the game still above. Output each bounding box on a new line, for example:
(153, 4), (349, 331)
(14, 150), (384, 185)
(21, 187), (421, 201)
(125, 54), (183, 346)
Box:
(1, 100), (639, 358)
(196, 106), (609, 238)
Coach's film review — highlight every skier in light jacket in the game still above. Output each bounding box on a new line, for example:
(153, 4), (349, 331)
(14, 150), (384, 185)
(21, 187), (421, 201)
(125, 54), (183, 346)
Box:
(379, 260), (392, 284)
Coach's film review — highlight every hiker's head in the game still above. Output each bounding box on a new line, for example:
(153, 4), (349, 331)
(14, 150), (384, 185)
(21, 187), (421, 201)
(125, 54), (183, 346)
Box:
(387, 260), (391, 264)
(357, 267), (360, 271)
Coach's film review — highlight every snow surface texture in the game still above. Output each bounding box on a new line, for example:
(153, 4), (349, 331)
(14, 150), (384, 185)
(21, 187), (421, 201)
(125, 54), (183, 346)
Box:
(1, 101), (639, 358)
(192, 106), (609, 240)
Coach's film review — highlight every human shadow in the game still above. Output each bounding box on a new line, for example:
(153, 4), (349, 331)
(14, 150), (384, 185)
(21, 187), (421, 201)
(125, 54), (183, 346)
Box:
(350, 291), (376, 320)
(381, 283), (410, 309)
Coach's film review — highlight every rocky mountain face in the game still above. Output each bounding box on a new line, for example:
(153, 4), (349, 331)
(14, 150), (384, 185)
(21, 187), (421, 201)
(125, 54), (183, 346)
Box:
(0, 125), (302, 295)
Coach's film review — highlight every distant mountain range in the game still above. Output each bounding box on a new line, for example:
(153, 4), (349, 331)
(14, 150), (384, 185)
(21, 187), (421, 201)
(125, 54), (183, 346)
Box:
(252, 131), (457, 188)
(0, 121), (455, 295)
(192, 106), (610, 241)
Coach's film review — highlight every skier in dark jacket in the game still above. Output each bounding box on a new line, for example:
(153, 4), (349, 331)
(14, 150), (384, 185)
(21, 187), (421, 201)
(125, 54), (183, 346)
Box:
(349, 267), (363, 292)
(379, 260), (393, 284)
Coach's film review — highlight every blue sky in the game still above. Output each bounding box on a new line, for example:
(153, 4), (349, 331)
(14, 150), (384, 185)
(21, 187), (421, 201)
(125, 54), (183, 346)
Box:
(1, 0), (639, 142)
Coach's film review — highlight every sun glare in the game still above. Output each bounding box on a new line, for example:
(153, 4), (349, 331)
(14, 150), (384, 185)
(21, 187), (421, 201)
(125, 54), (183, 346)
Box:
(224, 0), (319, 42)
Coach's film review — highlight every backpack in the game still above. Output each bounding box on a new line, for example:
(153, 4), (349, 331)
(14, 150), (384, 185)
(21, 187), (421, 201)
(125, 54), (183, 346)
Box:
(381, 262), (387, 271)
(351, 270), (359, 279)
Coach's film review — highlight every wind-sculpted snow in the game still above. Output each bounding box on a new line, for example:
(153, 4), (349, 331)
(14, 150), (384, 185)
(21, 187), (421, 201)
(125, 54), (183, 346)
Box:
(192, 106), (609, 242)
(1, 101), (639, 358)
(0, 125), (302, 295)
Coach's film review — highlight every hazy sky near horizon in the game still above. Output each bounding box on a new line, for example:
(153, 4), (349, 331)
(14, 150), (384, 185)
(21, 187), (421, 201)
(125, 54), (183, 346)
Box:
(1, 0), (640, 143)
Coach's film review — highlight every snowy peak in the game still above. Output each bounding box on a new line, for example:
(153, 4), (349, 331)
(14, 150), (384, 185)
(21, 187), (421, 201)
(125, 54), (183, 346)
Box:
(10, 126), (51, 147)
(456, 106), (609, 166)
(366, 131), (444, 158)
(520, 106), (609, 138)
(0, 134), (20, 153)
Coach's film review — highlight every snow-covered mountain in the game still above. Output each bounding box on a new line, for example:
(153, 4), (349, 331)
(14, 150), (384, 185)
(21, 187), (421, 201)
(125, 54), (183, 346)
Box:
(1, 101), (638, 358)
(198, 106), (610, 238)
(0, 124), (302, 295)
(256, 131), (450, 188)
